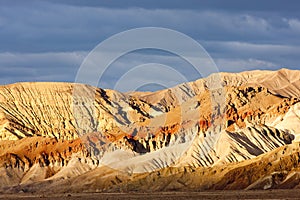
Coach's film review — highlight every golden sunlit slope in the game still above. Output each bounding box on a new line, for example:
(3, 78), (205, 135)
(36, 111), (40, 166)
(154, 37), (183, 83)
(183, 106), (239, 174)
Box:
(0, 68), (300, 192)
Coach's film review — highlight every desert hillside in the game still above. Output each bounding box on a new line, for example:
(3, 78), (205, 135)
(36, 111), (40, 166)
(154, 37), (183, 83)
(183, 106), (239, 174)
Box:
(1, 68), (300, 193)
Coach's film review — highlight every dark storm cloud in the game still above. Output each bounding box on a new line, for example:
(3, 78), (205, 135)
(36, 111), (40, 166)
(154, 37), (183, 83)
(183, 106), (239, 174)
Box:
(0, 51), (86, 84)
(44, 0), (300, 12)
(1, 2), (300, 53)
(0, 0), (299, 89)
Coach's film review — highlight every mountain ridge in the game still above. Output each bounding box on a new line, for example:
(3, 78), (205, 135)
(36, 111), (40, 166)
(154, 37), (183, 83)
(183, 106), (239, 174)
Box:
(1, 68), (300, 192)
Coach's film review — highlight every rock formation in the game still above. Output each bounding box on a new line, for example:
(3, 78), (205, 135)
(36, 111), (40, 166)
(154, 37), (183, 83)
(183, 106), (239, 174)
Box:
(1, 68), (300, 193)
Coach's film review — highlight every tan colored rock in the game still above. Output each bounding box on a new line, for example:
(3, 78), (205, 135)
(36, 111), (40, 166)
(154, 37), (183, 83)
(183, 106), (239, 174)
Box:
(0, 68), (300, 192)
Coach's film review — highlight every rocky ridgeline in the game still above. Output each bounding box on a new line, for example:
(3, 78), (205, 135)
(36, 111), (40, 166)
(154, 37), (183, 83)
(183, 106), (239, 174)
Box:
(0, 69), (300, 191)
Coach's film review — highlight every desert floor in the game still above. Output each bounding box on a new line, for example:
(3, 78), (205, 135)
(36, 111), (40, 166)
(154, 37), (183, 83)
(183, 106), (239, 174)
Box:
(1, 190), (300, 200)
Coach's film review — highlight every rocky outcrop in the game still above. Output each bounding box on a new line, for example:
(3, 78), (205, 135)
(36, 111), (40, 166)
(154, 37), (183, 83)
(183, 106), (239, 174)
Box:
(1, 68), (300, 192)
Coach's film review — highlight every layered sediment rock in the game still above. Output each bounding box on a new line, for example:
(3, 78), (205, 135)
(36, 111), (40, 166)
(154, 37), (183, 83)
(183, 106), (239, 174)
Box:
(1, 68), (300, 192)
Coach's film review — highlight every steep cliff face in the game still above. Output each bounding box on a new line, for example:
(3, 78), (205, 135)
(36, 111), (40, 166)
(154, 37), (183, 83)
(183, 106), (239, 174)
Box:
(0, 69), (300, 192)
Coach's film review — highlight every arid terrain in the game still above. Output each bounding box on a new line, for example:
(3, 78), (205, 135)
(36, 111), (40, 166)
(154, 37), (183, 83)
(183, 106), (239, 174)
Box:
(1, 68), (300, 199)
(2, 190), (300, 200)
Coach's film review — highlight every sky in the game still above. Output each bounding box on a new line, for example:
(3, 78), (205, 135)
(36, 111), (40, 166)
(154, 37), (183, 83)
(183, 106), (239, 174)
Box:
(0, 0), (300, 91)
